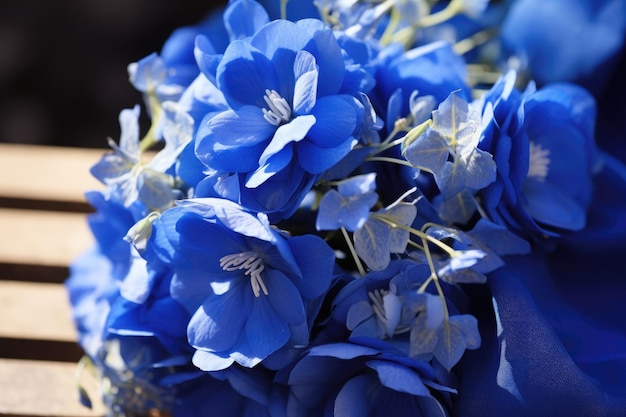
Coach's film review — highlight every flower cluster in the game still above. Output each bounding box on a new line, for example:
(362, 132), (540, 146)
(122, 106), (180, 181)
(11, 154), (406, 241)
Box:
(67, 0), (626, 416)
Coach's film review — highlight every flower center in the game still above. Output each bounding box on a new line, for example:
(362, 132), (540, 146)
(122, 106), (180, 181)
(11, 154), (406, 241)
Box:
(220, 251), (268, 297)
(527, 141), (550, 181)
(262, 89), (292, 126)
(368, 288), (389, 326)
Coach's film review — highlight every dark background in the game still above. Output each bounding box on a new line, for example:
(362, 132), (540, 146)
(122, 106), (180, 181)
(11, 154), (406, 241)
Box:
(0, 0), (226, 149)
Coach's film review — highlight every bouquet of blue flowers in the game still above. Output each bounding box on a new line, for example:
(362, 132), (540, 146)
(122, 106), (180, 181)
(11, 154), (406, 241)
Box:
(66, 0), (626, 415)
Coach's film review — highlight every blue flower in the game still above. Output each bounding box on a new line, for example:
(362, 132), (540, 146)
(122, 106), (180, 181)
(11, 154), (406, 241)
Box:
(90, 103), (193, 213)
(316, 173), (379, 232)
(194, 18), (366, 219)
(501, 0), (626, 93)
(477, 71), (598, 241)
(151, 198), (336, 370)
(331, 259), (481, 370)
(373, 40), (472, 121)
(278, 338), (453, 417)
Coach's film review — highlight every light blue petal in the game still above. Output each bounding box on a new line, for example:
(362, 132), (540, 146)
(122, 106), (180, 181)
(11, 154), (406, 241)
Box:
(223, 0), (270, 41)
(337, 173), (377, 197)
(403, 127), (449, 174)
(149, 102), (194, 172)
(434, 317), (470, 369)
(195, 112), (267, 173)
(192, 350), (235, 371)
(316, 189), (378, 232)
(90, 153), (132, 184)
(292, 50), (318, 115)
(137, 169), (176, 211)
(354, 218), (391, 271)
(246, 146), (294, 188)
(258, 115), (316, 167)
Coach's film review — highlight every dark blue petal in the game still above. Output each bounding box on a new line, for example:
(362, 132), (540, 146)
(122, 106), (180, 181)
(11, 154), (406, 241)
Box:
(297, 135), (356, 174)
(265, 269), (306, 325)
(217, 40), (279, 109)
(244, 295), (291, 360)
(333, 374), (372, 417)
(366, 360), (430, 396)
(287, 234), (335, 299)
(308, 96), (359, 148)
(188, 285), (249, 352)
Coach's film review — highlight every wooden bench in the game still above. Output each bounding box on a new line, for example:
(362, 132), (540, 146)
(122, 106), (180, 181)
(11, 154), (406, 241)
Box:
(0, 143), (107, 416)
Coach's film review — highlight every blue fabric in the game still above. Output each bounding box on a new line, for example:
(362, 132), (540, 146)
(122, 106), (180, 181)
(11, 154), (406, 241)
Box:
(456, 155), (626, 416)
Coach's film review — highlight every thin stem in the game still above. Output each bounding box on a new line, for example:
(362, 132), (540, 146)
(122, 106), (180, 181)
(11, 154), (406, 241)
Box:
(373, 214), (456, 256)
(376, 136), (406, 154)
(419, 234), (449, 321)
(341, 226), (366, 276)
(140, 92), (162, 152)
(365, 156), (415, 168)
(379, 6), (401, 46)
(453, 27), (499, 56)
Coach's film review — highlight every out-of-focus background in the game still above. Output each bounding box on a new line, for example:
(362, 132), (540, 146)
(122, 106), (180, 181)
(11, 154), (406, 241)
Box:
(0, 0), (226, 149)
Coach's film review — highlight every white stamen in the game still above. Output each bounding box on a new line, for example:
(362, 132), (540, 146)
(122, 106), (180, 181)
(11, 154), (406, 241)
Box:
(527, 141), (550, 181)
(220, 251), (268, 297)
(368, 288), (389, 326)
(262, 89), (292, 126)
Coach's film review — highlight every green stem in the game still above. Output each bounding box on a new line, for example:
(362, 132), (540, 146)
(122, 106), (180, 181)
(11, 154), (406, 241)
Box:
(365, 156), (415, 168)
(280, 0), (289, 20)
(341, 226), (366, 276)
(373, 214), (456, 256)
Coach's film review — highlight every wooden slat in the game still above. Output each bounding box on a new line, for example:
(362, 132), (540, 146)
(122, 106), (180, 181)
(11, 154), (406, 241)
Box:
(0, 359), (105, 416)
(0, 144), (104, 205)
(0, 281), (76, 342)
(0, 145), (108, 416)
(0, 208), (92, 267)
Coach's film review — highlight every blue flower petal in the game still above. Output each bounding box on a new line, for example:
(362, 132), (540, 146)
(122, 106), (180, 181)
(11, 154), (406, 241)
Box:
(366, 360), (431, 396)
(265, 269), (306, 325)
(192, 350), (235, 371)
(223, 0), (270, 41)
(287, 234), (335, 299)
(209, 107), (276, 147)
(292, 50), (318, 115)
(297, 135), (356, 174)
(243, 295), (291, 360)
(246, 145), (294, 188)
(217, 40), (279, 109)
(308, 342), (380, 360)
(195, 113), (268, 173)
(308, 96), (359, 148)
(187, 284), (249, 352)
(258, 115), (316, 167)
(333, 374), (372, 417)
(522, 179), (586, 230)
